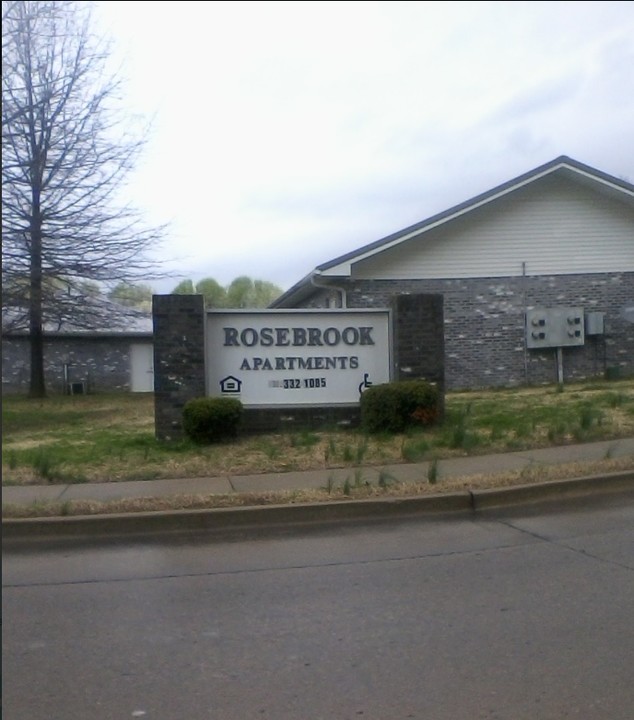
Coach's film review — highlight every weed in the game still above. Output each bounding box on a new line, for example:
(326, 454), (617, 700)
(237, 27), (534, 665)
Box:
(353, 469), (368, 488)
(290, 431), (320, 449)
(258, 440), (280, 460)
(31, 448), (58, 482)
(266, 444), (281, 460)
(401, 438), (431, 463)
(342, 477), (351, 496)
(324, 437), (337, 463)
(7, 450), (17, 470)
(606, 392), (625, 408)
(428, 458), (438, 484)
(324, 474), (335, 493)
(449, 422), (479, 450)
(447, 406), (479, 448)
(342, 444), (354, 463)
(355, 438), (369, 465)
(450, 423), (466, 448)
(378, 470), (395, 488)
(579, 405), (595, 431)
(514, 423), (531, 439)
(489, 425), (503, 442)
(547, 423), (568, 442)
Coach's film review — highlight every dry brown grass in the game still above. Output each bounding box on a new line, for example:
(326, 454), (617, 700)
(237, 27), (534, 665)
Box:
(3, 455), (633, 519)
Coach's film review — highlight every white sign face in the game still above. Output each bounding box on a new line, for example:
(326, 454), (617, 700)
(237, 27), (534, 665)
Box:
(206, 309), (391, 406)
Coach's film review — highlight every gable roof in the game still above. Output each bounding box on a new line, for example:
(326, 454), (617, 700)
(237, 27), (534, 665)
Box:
(271, 155), (634, 308)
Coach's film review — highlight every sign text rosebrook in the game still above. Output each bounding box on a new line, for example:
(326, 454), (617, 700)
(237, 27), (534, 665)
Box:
(206, 310), (391, 406)
(223, 326), (375, 347)
(224, 325), (374, 371)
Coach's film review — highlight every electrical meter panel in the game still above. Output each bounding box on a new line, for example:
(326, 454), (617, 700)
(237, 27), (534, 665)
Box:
(526, 307), (585, 348)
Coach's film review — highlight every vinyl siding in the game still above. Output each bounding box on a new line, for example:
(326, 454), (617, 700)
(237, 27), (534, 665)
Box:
(353, 177), (634, 280)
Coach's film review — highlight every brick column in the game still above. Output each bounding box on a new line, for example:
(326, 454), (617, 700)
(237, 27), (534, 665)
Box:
(153, 294), (206, 441)
(392, 294), (445, 418)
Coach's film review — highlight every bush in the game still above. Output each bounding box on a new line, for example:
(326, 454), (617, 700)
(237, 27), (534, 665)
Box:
(182, 397), (243, 444)
(360, 380), (439, 434)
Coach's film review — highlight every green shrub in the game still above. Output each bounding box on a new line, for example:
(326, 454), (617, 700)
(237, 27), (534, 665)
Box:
(360, 380), (439, 434)
(182, 397), (243, 444)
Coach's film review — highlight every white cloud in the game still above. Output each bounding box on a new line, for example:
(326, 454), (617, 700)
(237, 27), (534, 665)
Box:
(92, 0), (634, 292)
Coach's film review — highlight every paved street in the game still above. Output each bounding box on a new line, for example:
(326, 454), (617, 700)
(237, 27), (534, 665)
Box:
(3, 495), (634, 720)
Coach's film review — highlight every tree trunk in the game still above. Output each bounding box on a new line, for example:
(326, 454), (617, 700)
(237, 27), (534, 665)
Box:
(29, 199), (46, 398)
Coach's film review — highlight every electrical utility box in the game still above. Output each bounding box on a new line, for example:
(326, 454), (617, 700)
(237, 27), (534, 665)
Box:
(526, 307), (585, 349)
(585, 311), (605, 336)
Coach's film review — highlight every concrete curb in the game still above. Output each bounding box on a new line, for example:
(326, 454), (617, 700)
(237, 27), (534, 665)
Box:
(3, 471), (633, 542)
(470, 470), (634, 510)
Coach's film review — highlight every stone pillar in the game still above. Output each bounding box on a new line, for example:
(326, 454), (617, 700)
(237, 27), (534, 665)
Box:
(392, 294), (445, 418)
(153, 294), (206, 441)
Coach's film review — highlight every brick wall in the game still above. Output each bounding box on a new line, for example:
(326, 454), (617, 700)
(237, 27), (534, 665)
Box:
(1, 335), (150, 394)
(300, 271), (633, 389)
(392, 294), (445, 417)
(152, 294), (206, 441)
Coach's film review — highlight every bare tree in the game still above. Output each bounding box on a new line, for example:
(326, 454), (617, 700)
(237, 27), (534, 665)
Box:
(2, 0), (166, 396)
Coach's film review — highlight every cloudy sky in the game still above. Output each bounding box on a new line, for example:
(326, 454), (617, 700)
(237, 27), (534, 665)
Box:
(92, 0), (634, 293)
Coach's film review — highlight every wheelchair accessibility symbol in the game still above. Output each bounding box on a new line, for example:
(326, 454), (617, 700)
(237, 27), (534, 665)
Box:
(358, 372), (373, 395)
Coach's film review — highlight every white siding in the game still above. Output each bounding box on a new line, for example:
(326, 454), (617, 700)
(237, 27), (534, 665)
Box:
(353, 177), (634, 280)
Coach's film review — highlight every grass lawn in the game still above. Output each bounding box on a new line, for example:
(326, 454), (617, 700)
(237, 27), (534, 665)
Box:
(3, 378), (633, 487)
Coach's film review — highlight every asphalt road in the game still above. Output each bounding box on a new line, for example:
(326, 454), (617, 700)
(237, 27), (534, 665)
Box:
(3, 495), (634, 720)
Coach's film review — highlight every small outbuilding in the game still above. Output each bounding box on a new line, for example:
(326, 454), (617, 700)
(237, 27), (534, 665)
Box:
(2, 312), (154, 395)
